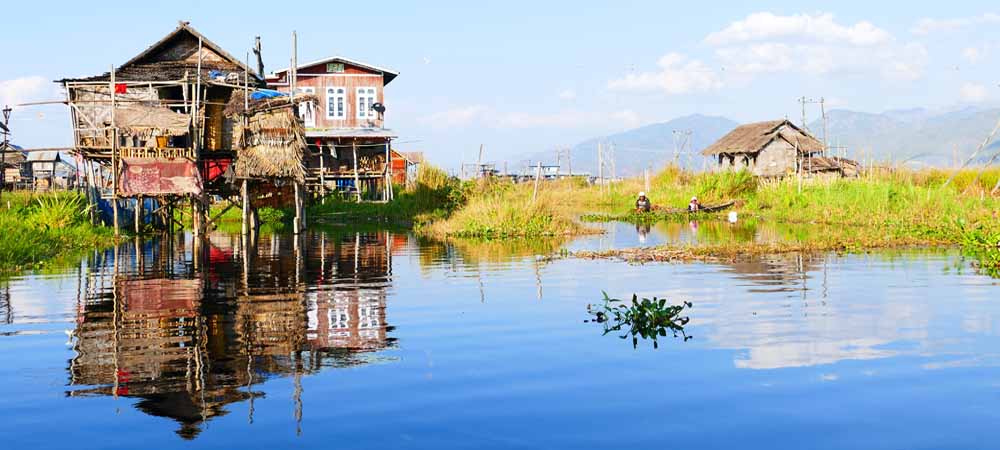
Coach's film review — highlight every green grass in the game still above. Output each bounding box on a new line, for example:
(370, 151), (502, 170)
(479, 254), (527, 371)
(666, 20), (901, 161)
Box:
(308, 165), (467, 228)
(0, 191), (114, 273)
(572, 166), (1000, 276)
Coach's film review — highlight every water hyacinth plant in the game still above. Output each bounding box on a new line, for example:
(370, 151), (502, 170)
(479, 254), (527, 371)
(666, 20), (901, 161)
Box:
(586, 292), (693, 349)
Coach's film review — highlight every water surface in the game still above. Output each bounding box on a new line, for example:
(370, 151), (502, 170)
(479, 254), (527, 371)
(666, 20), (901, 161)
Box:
(1, 226), (999, 449)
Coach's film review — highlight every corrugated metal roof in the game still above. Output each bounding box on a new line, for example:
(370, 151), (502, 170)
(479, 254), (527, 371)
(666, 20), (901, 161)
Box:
(272, 56), (399, 85)
(305, 128), (397, 139)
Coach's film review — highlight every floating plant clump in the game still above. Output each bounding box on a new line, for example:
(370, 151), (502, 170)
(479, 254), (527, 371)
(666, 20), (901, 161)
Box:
(586, 292), (692, 349)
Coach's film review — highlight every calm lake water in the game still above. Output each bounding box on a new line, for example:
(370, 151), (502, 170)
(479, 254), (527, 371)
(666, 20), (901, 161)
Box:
(2, 224), (999, 449)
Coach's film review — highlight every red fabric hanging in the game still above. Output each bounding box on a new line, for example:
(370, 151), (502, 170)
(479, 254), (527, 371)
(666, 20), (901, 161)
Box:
(114, 83), (127, 94)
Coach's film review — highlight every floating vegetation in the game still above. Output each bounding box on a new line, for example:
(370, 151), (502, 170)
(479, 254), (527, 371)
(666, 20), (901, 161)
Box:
(586, 292), (692, 349)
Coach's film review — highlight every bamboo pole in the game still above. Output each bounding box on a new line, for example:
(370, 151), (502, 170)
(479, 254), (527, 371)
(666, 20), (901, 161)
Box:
(294, 182), (304, 234)
(384, 141), (390, 201)
(134, 196), (142, 235)
(945, 115), (1000, 188)
(241, 180), (250, 236)
(110, 64), (119, 236)
(353, 142), (361, 203)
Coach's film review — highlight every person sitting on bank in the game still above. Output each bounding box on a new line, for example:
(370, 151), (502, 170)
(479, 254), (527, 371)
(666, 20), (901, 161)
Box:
(636, 192), (652, 213)
(688, 196), (701, 212)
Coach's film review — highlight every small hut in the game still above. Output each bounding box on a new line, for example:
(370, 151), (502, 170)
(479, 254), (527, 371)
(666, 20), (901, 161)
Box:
(27, 151), (77, 191)
(228, 93), (313, 183)
(226, 90), (317, 232)
(802, 155), (862, 179)
(702, 119), (825, 177)
(0, 143), (27, 189)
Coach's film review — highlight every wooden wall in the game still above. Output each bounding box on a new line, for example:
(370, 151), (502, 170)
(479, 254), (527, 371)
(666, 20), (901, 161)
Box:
(270, 62), (385, 130)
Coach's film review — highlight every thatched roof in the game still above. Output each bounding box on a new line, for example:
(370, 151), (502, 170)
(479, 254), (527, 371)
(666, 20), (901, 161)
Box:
(59, 22), (264, 85)
(232, 107), (306, 182)
(702, 119), (824, 156)
(114, 105), (190, 137)
(803, 156), (861, 174)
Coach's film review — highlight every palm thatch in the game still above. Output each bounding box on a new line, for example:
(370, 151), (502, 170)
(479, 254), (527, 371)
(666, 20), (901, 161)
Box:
(702, 119), (824, 156)
(232, 108), (306, 182)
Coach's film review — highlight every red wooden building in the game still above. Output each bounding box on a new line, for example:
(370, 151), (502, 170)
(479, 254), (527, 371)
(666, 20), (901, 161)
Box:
(266, 57), (399, 200)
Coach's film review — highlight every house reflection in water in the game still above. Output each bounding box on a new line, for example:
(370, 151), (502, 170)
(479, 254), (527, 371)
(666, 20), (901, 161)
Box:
(66, 231), (399, 439)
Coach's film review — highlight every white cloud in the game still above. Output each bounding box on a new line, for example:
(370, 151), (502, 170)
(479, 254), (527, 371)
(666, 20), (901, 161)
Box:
(707, 13), (926, 82)
(607, 52), (723, 95)
(706, 12), (891, 47)
(419, 105), (488, 128)
(0, 76), (56, 108)
(962, 46), (985, 64)
(960, 82), (989, 103)
(912, 13), (1000, 35)
(557, 89), (577, 101)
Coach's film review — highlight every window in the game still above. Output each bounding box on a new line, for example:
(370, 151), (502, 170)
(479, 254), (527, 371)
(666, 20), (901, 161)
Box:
(296, 87), (315, 127)
(326, 62), (345, 73)
(326, 87), (346, 120)
(356, 87), (377, 119)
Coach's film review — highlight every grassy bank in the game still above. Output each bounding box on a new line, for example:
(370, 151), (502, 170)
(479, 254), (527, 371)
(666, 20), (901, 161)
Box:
(0, 192), (114, 272)
(308, 165), (465, 228)
(571, 166), (1000, 275)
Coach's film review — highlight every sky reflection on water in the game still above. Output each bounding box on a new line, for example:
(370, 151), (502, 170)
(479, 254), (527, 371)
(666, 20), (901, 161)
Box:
(1, 227), (999, 449)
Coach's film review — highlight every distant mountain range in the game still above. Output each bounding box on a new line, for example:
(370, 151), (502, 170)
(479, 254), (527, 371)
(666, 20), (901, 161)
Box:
(519, 114), (738, 176)
(809, 106), (1000, 167)
(516, 107), (1000, 176)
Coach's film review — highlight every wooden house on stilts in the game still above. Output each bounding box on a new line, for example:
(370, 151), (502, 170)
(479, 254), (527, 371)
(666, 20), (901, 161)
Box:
(58, 21), (315, 236)
(266, 57), (399, 202)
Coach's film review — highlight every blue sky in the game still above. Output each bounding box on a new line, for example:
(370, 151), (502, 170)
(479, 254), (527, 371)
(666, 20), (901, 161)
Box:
(2, 1), (998, 168)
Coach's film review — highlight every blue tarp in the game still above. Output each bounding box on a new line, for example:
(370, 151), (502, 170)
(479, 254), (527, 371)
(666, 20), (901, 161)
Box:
(250, 89), (288, 101)
(96, 197), (162, 229)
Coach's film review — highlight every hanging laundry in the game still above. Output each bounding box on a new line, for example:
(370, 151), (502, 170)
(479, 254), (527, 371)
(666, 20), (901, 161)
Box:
(114, 83), (127, 94)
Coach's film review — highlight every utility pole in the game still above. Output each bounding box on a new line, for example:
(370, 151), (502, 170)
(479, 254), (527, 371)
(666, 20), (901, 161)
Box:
(672, 129), (692, 166)
(477, 144), (484, 179)
(597, 142), (604, 193)
(1, 105), (11, 199)
(567, 147), (572, 178)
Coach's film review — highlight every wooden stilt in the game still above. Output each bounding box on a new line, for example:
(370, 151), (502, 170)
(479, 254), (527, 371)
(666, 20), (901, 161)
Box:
(110, 64), (119, 237)
(293, 182), (304, 234)
(384, 141), (390, 202)
(134, 196), (143, 235)
(319, 146), (326, 203)
(352, 142), (361, 202)
(241, 180), (250, 236)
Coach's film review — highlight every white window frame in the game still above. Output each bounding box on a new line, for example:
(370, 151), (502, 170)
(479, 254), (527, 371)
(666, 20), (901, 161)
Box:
(326, 86), (347, 120)
(296, 86), (316, 128)
(356, 87), (377, 120)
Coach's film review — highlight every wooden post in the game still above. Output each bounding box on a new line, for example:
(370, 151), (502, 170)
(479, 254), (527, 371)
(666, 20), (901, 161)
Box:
(241, 180), (250, 236)
(293, 181), (304, 234)
(110, 64), (119, 236)
(319, 145), (326, 203)
(352, 141), (361, 202)
(134, 196), (143, 235)
(644, 167), (650, 193)
(384, 141), (391, 201)
(532, 161), (542, 203)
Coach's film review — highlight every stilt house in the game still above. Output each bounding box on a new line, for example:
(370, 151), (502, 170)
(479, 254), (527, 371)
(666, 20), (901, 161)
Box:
(56, 21), (278, 233)
(266, 56), (399, 201)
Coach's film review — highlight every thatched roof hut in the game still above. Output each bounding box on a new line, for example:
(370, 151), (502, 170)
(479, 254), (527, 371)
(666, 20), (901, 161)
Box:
(702, 120), (824, 156)
(228, 93), (317, 183)
(703, 119), (825, 177)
